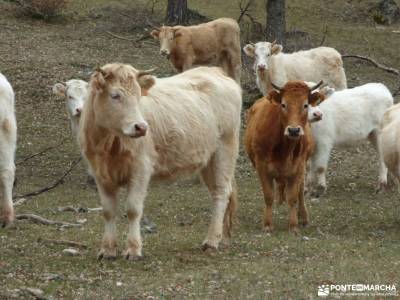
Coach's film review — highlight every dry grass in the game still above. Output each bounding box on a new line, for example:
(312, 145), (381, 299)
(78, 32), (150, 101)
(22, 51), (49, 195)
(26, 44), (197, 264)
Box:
(0, 0), (400, 298)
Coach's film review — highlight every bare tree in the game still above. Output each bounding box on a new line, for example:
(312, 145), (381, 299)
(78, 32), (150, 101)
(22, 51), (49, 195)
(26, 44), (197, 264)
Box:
(166, 0), (188, 24)
(265, 0), (286, 46)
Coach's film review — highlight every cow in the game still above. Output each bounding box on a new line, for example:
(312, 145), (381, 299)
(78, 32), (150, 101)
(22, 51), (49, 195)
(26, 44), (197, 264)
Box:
(79, 64), (242, 259)
(0, 73), (17, 227)
(53, 79), (88, 138)
(244, 80), (324, 233)
(243, 41), (347, 95)
(307, 83), (393, 194)
(150, 18), (242, 83)
(378, 103), (400, 190)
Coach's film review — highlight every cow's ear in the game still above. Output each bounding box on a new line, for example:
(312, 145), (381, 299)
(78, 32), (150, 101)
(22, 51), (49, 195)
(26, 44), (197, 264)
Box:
(268, 90), (281, 105)
(91, 69), (107, 92)
(271, 44), (283, 55)
(52, 83), (66, 97)
(309, 91), (324, 105)
(138, 75), (155, 96)
(243, 44), (255, 57)
(150, 30), (160, 39)
(173, 29), (182, 38)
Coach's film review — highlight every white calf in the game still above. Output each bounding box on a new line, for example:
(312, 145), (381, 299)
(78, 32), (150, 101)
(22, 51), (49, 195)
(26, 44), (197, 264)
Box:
(379, 103), (400, 189)
(0, 73), (17, 227)
(243, 42), (347, 95)
(308, 83), (393, 193)
(53, 80), (88, 137)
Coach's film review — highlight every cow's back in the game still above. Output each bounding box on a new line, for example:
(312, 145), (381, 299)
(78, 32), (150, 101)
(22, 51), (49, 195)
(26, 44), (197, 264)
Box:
(312, 83), (393, 146)
(142, 67), (241, 178)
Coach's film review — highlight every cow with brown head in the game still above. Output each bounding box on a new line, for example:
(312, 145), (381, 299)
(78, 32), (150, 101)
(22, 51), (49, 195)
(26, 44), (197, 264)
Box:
(245, 80), (324, 233)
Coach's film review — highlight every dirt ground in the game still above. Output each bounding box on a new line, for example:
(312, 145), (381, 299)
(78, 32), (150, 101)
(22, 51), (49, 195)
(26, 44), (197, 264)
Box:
(1, 0), (400, 299)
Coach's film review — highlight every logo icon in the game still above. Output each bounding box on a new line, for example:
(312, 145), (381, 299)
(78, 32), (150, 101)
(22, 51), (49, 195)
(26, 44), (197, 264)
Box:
(318, 285), (330, 297)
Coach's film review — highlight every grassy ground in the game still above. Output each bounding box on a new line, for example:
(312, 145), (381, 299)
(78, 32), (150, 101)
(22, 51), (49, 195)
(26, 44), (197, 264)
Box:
(1, 0), (400, 299)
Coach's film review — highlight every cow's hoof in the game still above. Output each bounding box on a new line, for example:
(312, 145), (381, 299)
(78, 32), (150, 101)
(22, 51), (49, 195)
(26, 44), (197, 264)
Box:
(263, 225), (273, 233)
(97, 248), (117, 261)
(123, 249), (143, 261)
(289, 226), (299, 235)
(0, 211), (14, 228)
(201, 242), (218, 252)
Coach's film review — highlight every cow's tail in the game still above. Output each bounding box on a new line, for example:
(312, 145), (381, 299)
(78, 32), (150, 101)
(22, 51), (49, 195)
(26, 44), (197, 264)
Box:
(223, 177), (238, 238)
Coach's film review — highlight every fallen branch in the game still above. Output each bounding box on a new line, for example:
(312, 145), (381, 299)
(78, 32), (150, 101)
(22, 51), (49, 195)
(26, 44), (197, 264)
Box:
(342, 54), (400, 76)
(57, 206), (102, 213)
(16, 138), (66, 166)
(103, 30), (150, 43)
(37, 237), (88, 249)
(14, 157), (82, 200)
(16, 214), (82, 228)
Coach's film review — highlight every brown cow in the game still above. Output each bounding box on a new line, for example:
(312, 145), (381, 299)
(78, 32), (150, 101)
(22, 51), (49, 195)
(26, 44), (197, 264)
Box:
(245, 81), (324, 233)
(150, 18), (241, 83)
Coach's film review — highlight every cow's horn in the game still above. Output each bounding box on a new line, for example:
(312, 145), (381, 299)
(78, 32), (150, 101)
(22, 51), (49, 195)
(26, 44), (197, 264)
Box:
(95, 67), (107, 77)
(271, 82), (282, 92)
(137, 68), (157, 77)
(310, 80), (324, 91)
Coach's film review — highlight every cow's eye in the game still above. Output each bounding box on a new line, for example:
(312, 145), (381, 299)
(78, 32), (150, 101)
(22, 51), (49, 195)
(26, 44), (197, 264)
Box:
(110, 92), (120, 100)
(281, 103), (286, 109)
(304, 104), (309, 109)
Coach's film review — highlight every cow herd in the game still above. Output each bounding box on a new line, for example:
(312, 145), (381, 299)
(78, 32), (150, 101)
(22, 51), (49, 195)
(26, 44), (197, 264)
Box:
(0, 17), (398, 260)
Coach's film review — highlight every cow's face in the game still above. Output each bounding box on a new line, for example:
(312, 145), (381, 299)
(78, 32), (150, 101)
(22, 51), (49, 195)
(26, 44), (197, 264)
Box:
(268, 81), (324, 139)
(150, 26), (182, 58)
(90, 64), (155, 138)
(243, 42), (283, 74)
(53, 80), (88, 118)
(303, 82), (335, 123)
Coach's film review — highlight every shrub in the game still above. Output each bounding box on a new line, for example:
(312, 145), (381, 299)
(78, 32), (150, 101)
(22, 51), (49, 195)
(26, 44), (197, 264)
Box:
(15, 0), (70, 20)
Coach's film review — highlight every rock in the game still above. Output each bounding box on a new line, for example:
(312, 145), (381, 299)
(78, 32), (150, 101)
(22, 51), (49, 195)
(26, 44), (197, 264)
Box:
(370, 0), (400, 25)
(62, 248), (80, 256)
(24, 288), (45, 299)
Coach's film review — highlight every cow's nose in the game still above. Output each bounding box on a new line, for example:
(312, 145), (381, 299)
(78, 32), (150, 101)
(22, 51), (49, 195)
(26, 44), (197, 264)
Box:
(313, 111), (322, 118)
(134, 122), (148, 137)
(160, 50), (169, 56)
(288, 127), (301, 136)
(75, 108), (81, 115)
(258, 64), (266, 71)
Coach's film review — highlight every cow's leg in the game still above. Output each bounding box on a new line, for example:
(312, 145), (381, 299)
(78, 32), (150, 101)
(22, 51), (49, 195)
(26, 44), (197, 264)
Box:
(286, 175), (303, 233)
(0, 166), (15, 228)
(97, 184), (119, 260)
(368, 129), (388, 190)
(257, 165), (274, 233)
(123, 169), (151, 260)
(297, 179), (308, 227)
(201, 136), (238, 250)
(181, 57), (193, 72)
(310, 142), (332, 195)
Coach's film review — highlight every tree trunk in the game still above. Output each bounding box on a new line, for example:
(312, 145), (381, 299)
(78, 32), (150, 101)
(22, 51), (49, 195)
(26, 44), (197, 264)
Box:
(166, 0), (188, 25)
(265, 0), (286, 47)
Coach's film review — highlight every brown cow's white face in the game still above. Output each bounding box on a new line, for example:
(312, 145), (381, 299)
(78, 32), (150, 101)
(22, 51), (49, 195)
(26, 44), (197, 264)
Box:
(90, 64), (155, 138)
(243, 42), (283, 74)
(151, 26), (182, 58)
(269, 81), (324, 139)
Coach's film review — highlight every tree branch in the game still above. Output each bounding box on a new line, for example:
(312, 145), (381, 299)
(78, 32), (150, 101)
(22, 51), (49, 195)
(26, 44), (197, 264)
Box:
(16, 138), (66, 166)
(14, 157), (82, 200)
(237, 0), (254, 23)
(342, 54), (400, 76)
(16, 214), (82, 228)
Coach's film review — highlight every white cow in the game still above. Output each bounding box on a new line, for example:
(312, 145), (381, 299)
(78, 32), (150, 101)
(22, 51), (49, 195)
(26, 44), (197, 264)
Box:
(79, 64), (242, 259)
(379, 103), (400, 189)
(53, 80), (88, 137)
(243, 42), (347, 95)
(308, 83), (393, 194)
(0, 73), (17, 227)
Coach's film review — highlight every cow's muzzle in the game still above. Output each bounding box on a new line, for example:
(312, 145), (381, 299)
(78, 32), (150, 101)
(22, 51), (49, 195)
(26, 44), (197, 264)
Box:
(285, 126), (304, 139)
(160, 50), (170, 59)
